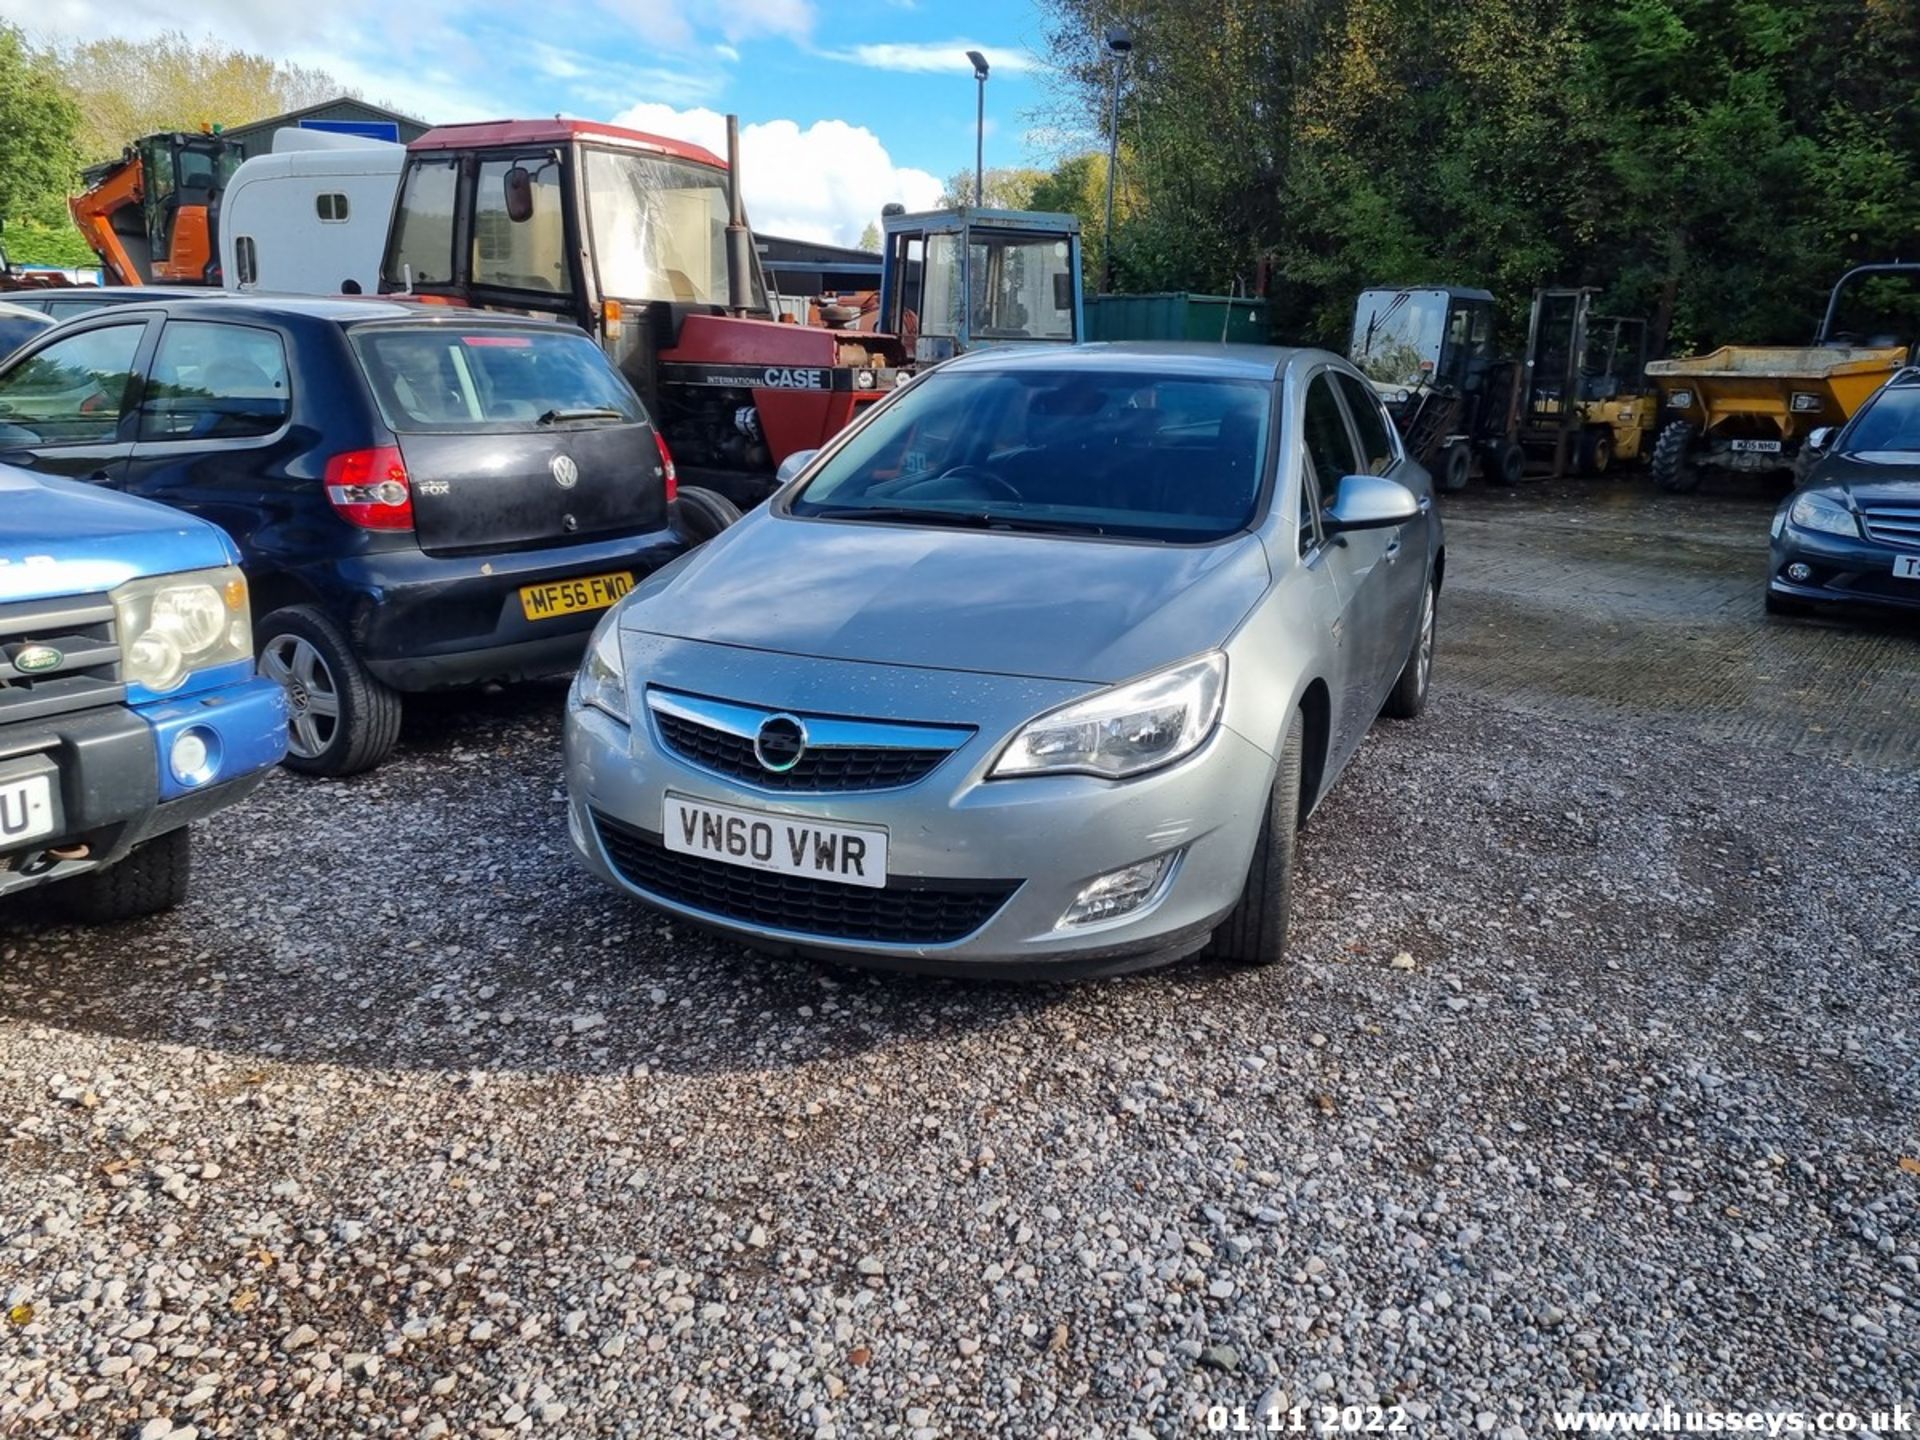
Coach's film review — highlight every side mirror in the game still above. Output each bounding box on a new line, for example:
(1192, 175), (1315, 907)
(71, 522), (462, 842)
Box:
(502, 166), (535, 224)
(1805, 426), (1836, 454)
(1324, 474), (1420, 533)
(774, 448), (820, 487)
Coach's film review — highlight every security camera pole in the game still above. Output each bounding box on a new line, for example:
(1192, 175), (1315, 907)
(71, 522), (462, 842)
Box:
(1101, 26), (1133, 293)
(967, 50), (991, 207)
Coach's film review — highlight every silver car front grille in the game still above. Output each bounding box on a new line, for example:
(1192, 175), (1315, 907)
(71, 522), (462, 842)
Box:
(646, 689), (974, 793)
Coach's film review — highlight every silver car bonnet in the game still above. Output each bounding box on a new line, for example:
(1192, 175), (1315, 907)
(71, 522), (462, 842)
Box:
(619, 510), (1273, 684)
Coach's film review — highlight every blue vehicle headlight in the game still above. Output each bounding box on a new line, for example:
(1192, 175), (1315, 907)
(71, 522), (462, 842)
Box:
(112, 567), (253, 694)
(1787, 493), (1858, 538)
(573, 610), (629, 724)
(993, 652), (1226, 780)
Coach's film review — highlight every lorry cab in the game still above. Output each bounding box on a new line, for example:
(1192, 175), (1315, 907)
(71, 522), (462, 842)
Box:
(878, 207), (1084, 363)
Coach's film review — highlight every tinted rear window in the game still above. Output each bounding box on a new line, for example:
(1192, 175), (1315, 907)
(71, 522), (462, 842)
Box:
(350, 326), (646, 432)
(790, 369), (1272, 542)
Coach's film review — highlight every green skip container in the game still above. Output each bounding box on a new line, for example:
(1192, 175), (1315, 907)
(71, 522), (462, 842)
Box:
(1083, 292), (1272, 345)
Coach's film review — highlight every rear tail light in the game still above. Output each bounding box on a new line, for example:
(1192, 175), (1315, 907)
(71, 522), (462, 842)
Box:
(654, 430), (678, 504)
(325, 446), (414, 531)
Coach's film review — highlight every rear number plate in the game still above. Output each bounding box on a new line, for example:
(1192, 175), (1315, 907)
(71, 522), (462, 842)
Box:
(1894, 555), (1920, 581)
(1730, 439), (1783, 454)
(519, 571), (634, 621)
(0, 775), (55, 848)
(663, 793), (888, 889)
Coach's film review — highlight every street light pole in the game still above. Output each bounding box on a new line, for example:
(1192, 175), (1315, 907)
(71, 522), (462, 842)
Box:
(967, 50), (991, 207)
(1101, 27), (1132, 293)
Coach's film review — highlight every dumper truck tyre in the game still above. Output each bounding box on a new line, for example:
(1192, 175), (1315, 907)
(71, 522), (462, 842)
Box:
(1439, 441), (1472, 493)
(671, 486), (743, 545)
(58, 826), (191, 924)
(257, 605), (403, 778)
(1651, 421), (1701, 493)
(1578, 427), (1614, 476)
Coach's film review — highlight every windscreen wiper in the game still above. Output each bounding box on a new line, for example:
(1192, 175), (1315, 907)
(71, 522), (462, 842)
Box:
(537, 407), (626, 425)
(811, 505), (998, 528)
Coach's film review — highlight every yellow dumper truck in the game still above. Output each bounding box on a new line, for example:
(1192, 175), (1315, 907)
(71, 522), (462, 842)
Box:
(1646, 263), (1919, 491)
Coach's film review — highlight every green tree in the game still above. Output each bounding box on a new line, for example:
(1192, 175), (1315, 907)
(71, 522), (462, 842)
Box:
(938, 166), (1049, 210)
(0, 24), (81, 262)
(857, 220), (881, 252)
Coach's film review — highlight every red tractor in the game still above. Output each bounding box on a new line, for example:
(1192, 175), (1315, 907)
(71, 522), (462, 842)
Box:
(376, 117), (907, 531)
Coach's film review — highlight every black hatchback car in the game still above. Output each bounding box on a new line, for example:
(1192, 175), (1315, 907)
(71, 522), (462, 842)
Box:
(1769, 367), (1920, 618)
(0, 296), (698, 775)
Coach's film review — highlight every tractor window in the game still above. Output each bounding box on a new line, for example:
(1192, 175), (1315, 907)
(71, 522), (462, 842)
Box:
(0, 324), (144, 444)
(474, 156), (569, 294)
(1335, 371), (1397, 473)
(584, 148), (766, 308)
(139, 321), (290, 442)
(387, 157), (459, 287)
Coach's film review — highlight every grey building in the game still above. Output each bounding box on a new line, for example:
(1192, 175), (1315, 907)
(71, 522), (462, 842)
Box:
(219, 98), (431, 160)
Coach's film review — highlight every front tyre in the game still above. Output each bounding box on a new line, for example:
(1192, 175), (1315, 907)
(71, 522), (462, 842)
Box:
(1651, 421), (1701, 493)
(1207, 711), (1304, 967)
(1382, 577), (1437, 720)
(1577, 427), (1614, 476)
(256, 605), (402, 778)
(58, 826), (190, 924)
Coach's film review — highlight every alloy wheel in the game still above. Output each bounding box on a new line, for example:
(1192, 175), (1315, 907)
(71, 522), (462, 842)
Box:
(260, 634), (341, 760)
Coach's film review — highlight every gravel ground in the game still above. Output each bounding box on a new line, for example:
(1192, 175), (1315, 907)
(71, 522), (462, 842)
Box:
(1, 670), (1915, 1438)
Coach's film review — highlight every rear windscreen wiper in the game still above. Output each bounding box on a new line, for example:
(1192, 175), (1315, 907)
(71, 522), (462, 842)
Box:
(537, 407), (627, 425)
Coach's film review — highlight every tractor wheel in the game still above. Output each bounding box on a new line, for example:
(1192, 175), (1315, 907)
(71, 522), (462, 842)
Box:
(1439, 441), (1472, 493)
(671, 486), (743, 545)
(1651, 421), (1702, 493)
(1486, 439), (1524, 487)
(1577, 427), (1614, 476)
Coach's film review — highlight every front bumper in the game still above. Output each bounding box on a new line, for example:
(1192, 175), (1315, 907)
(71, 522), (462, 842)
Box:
(0, 675), (285, 900)
(1769, 525), (1920, 612)
(288, 529), (691, 692)
(562, 638), (1275, 974)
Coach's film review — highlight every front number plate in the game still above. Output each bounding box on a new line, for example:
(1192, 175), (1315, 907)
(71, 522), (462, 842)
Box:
(0, 775), (55, 849)
(519, 571), (634, 621)
(1730, 439), (1783, 454)
(663, 793), (888, 889)
(1894, 554), (1920, 582)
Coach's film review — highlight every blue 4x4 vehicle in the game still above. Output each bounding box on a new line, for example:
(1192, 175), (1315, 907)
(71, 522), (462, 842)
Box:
(1, 466), (286, 922)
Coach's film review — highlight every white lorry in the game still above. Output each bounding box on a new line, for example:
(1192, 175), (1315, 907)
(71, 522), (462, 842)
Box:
(220, 130), (405, 297)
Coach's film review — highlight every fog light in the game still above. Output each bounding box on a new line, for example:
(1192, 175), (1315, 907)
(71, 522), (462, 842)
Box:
(168, 728), (220, 787)
(1059, 854), (1175, 928)
(1786, 562), (1813, 584)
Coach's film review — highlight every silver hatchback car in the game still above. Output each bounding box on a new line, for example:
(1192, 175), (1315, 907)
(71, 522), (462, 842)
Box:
(564, 343), (1441, 975)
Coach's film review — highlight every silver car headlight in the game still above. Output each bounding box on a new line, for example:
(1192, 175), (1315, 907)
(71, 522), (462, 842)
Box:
(112, 567), (252, 694)
(574, 610), (629, 723)
(993, 653), (1226, 780)
(1787, 493), (1858, 538)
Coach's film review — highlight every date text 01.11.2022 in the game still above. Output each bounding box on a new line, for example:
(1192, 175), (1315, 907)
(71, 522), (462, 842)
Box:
(1207, 1404), (1412, 1434)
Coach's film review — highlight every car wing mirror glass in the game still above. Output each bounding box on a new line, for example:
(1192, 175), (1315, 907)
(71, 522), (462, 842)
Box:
(1805, 426), (1836, 454)
(503, 166), (535, 224)
(775, 448), (820, 487)
(1324, 473), (1420, 533)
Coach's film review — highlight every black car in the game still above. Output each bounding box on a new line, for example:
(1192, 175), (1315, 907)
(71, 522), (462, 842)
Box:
(0, 300), (52, 361)
(1769, 367), (1920, 618)
(0, 296), (718, 775)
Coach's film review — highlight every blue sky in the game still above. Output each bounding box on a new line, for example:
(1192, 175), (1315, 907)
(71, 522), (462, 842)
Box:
(4, 0), (1088, 244)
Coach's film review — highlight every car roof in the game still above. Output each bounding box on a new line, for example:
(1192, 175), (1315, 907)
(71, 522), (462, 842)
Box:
(937, 341), (1329, 383)
(41, 294), (581, 331)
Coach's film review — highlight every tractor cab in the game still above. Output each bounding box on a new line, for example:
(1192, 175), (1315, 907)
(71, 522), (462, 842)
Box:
(377, 117), (907, 507)
(1349, 286), (1520, 489)
(878, 207), (1083, 364)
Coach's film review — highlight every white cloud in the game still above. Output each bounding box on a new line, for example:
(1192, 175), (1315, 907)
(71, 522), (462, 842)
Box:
(713, 43), (741, 62)
(822, 40), (1033, 75)
(611, 101), (941, 247)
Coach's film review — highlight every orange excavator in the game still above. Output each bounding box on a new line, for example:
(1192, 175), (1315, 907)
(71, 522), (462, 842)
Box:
(70, 131), (239, 286)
